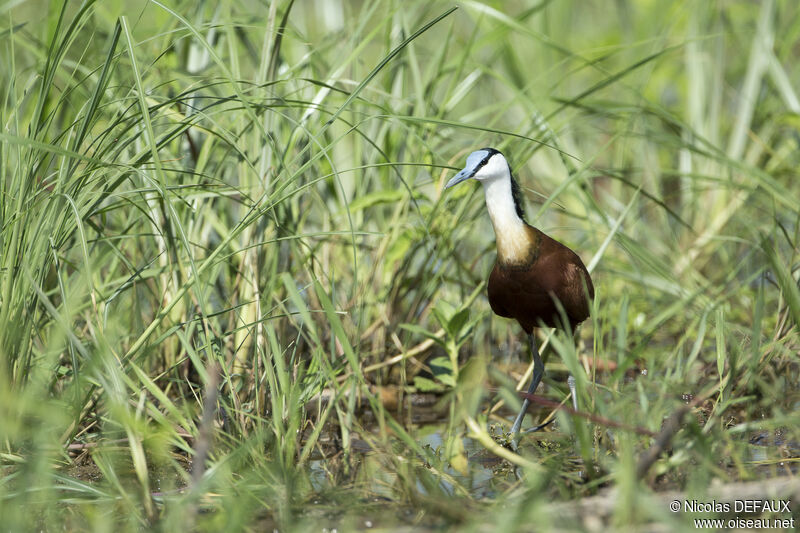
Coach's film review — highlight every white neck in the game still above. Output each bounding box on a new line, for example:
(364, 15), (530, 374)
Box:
(480, 176), (530, 263)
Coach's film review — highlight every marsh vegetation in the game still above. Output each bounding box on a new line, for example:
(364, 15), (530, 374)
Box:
(1, 0), (799, 530)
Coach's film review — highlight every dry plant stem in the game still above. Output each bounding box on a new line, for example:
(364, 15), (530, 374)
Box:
(635, 404), (691, 479)
(520, 393), (658, 438)
(636, 391), (713, 479)
(520, 390), (709, 481)
(334, 331), (441, 384)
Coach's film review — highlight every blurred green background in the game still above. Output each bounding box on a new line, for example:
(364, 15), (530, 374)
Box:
(1, 0), (799, 530)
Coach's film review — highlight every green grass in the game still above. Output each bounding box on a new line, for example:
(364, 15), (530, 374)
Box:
(1, 0), (799, 530)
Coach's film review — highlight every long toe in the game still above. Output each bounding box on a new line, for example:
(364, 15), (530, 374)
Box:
(522, 417), (555, 434)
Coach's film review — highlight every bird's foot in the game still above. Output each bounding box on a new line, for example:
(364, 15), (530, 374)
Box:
(508, 418), (555, 453)
(521, 417), (556, 434)
(489, 423), (522, 451)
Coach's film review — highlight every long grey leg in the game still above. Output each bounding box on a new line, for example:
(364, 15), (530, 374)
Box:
(510, 333), (544, 447)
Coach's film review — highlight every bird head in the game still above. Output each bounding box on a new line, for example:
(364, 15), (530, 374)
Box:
(445, 148), (509, 189)
(445, 147), (527, 223)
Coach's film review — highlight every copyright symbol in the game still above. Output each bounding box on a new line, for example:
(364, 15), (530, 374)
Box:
(669, 500), (681, 513)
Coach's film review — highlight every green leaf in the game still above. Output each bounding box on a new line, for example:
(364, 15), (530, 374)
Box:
(456, 312), (487, 347)
(348, 189), (426, 212)
(413, 376), (444, 393)
(398, 323), (446, 348)
(446, 434), (468, 476)
(716, 307), (725, 383)
(385, 230), (414, 268)
(448, 308), (470, 338)
(431, 300), (456, 333)
(761, 237), (800, 329)
(430, 356), (455, 387)
(314, 279), (362, 379)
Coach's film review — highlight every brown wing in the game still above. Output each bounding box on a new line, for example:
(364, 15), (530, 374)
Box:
(487, 227), (593, 334)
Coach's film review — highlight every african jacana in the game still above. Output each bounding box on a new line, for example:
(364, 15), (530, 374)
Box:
(445, 148), (594, 448)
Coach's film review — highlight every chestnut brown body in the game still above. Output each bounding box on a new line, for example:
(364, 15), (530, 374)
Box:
(487, 225), (593, 334)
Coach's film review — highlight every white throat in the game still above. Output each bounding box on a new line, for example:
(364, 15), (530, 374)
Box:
(480, 176), (530, 263)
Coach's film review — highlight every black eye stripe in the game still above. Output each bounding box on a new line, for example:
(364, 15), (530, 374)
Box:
(471, 147), (500, 175)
